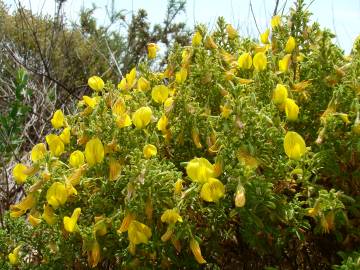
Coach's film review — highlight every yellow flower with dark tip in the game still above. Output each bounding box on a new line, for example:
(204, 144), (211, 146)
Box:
(238, 52), (252, 69)
(226, 24), (238, 39)
(284, 131), (306, 160)
(31, 143), (46, 163)
(161, 209), (183, 224)
(128, 220), (152, 245)
(87, 239), (101, 268)
(204, 35), (218, 49)
(151, 85), (169, 103)
(137, 77), (150, 91)
(200, 178), (225, 202)
(46, 134), (65, 156)
(285, 98), (299, 121)
(143, 144), (157, 159)
(51, 109), (64, 129)
(69, 150), (85, 168)
(28, 214), (42, 226)
(147, 43), (157, 59)
(109, 159), (122, 180)
(132, 106), (152, 129)
(115, 113), (132, 128)
(190, 238), (206, 264)
(13, 163), (29, 184)
(112, 98), (126, 116)
(88, 76), (104, 91)
(63, 207), (81, 233)
(260, 28), (270, 44)
(42, 204), (57, 225)
(192, 31), (202, 46)
(117, 213), (135, 233)
(186, 157), (215, 183)
(8, 245), (21, 265)
(271, 15), (281, 29)
(253, 52), (267, 71)
(272, 84), (288, 104)
(85, 138), (104, 166)
(10, 194), (36, 217)
(60, 127), (71, 144)
(285, 36), (296, 53)
(279, 54), (291, 72)
(46, 182), (68, 208)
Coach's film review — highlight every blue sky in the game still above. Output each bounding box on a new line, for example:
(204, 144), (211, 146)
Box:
(3, 0), (360, 53)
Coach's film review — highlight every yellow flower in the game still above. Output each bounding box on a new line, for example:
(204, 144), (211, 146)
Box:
(272, 84), (288, 104)
(13, 163), (29, 184)
(28, 214), (42, 226)
(285, 98), (299, 121)
(234, 185), (246, 207)
(186, 157), (215, 183)
(143, 144), (157, 159)
(115, 113), (132, 128)
(285, 36), (296, 53)
(112, 98), (126, 116)
(117, 213), (135, 233)
(279, 54), (291, 72)
(192, 31), (202, 46)
(42, 204), (57, 225)
(175, 67), (188, 84)
(132, 106), (152, 129)
(174, 179), (184, 195)
(161, 226), (174, 242)
(88, 76), (104, 91)
(200, 178), (225, 202)
(157, 114), (168, 132)
(190, 238), (206, 264)
(161, 209), (183, 224)
(151, 85), (169, 103)
(253, 52), (267, 71)
(85, 138), (104, 166)
(63, 207), (81, 233)
(51, 109), (64, 129)
(164, 97), (174, 112)
(147, 43), (157, 59)
(137, 77), (150, 91)
(191, 128), (202, 148)
(284, 131), (306, 160)
(69, 150), (85, 168)
(109, 159), (122, 180)
(238, 52), (252, 69)
(87, 239), (101, 268)
(46, 134), (65, 156)
(83, 95), (97, 108)
(271, 15), (281, 29)
(60, 127), (71, 144)
(220, 104), (232, 118)
(46, 182), (68, 208)
(31, 143), (46, 163)
(260, 28), (270, 44)
(10, 194), (36, 217)
(128, 220), (152, 245)
(204, 35), (218, 49)
(8, 245), (21, 265)
(226, 24), (238, 39)
(118, 68), (137, 91)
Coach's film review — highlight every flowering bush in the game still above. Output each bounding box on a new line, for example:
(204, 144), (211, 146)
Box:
(1, 2), (360, 269)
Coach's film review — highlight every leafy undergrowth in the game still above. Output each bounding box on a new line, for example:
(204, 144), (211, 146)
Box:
(1, 1), (360, 269)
